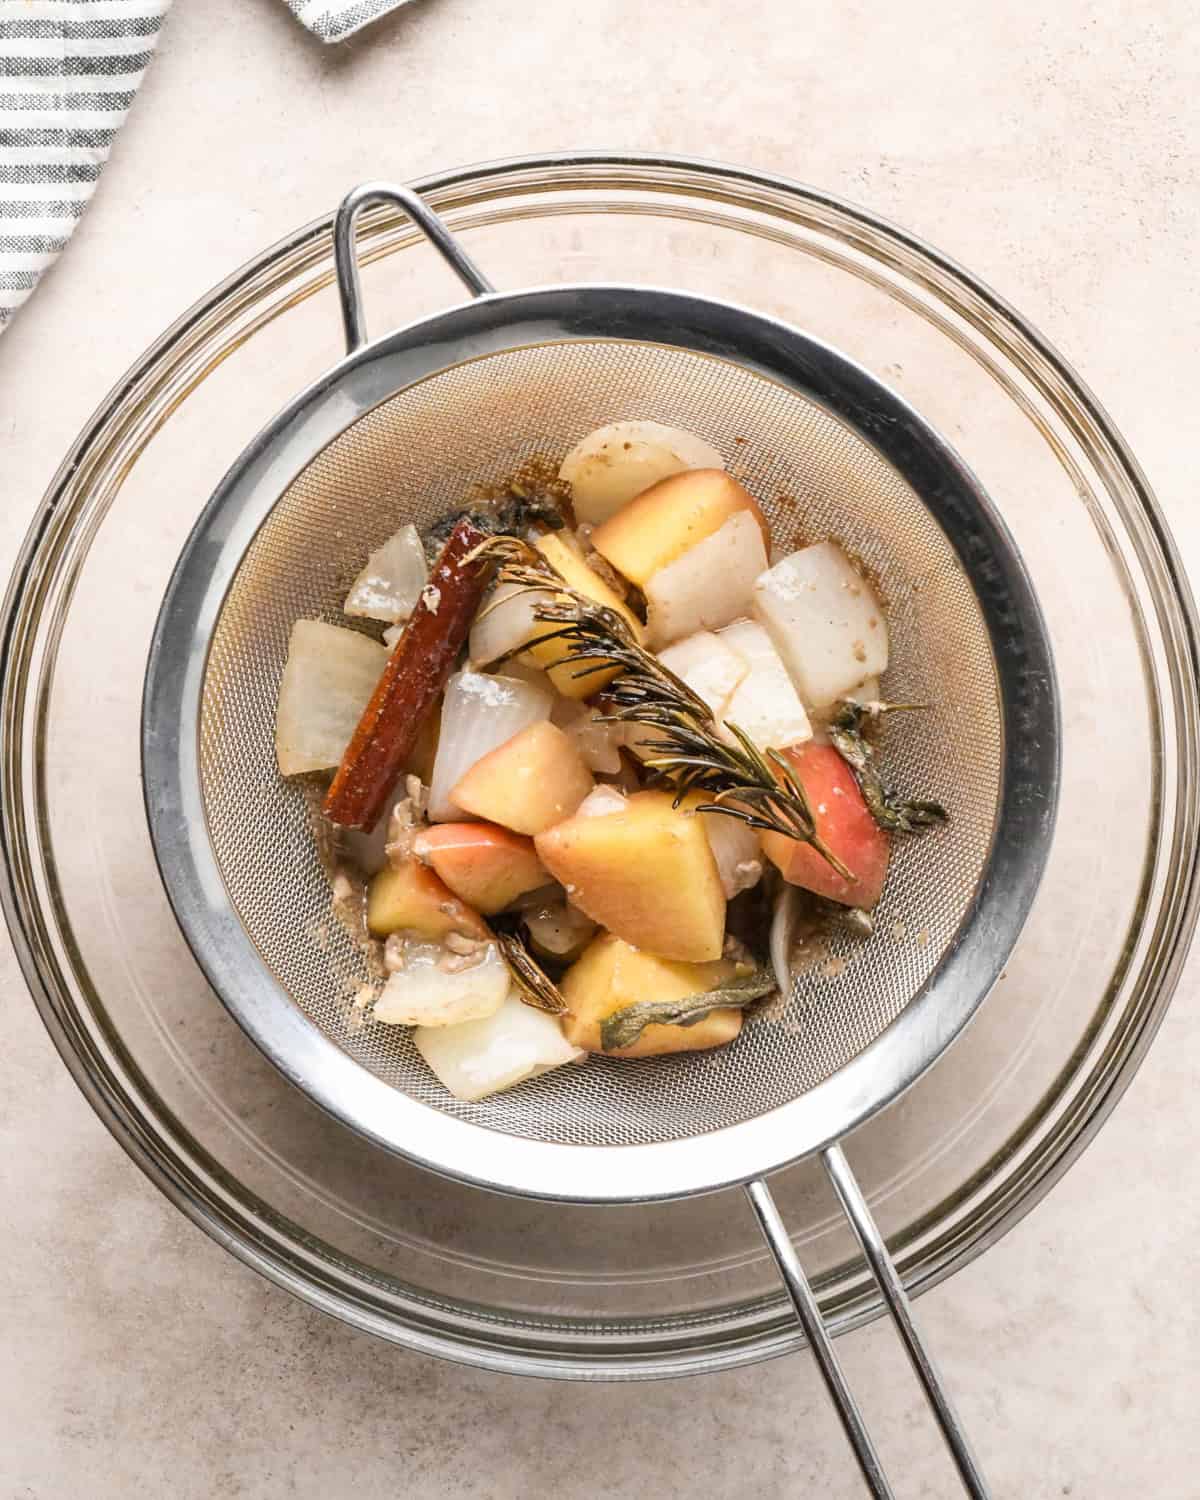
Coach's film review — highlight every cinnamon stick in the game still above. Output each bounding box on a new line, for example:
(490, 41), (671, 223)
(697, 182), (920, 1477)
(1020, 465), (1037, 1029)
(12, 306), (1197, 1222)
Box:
(323, 518), (489, 830)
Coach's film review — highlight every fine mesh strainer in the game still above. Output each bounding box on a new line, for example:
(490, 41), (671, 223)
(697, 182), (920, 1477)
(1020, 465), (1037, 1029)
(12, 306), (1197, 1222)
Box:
(143, 182), (1059, 1498)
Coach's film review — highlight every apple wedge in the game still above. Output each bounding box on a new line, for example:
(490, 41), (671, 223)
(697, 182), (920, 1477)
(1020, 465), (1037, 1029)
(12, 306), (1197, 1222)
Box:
(452, 720), (595, 836)
(644, 509), (769, 648)
(657, 631), (747, 721)
(753, 541), (889, 708)
(591, 469), (769, 587)
(534, 790), (725, 961)
(366, 859), (490, 941)
(560, 934), (743, 1058)
(718, 619), (812, 752)
(469, 533), (645, 699)
(414, 822), (548, 916)
(621, 629), (749, 765)
(761, 742), (890, 909)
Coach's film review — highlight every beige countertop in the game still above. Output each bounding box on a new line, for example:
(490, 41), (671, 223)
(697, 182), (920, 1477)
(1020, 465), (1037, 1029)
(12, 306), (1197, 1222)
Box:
(1, 2), (1197, 1495)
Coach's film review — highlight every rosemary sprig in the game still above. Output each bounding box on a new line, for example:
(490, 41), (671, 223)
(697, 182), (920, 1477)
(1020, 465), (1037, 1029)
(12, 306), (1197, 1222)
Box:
(467, 535), (850, 879)
(493, 929), (569, 1015)
(827, 701), (949, 834)
(599, 966), (777, 1051)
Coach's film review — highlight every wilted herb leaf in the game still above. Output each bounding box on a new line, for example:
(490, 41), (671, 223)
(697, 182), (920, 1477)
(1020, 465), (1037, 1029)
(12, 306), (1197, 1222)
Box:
(599, 967), (777, 1051)
(494, 930), (569, 1015)
(827, 702), (948, 834)
(422, 457), (573, 563)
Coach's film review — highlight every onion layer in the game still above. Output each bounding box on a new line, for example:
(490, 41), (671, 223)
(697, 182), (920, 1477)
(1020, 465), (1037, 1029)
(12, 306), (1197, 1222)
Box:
(275, 620), (388, 776)
(343, 524), (429, 623)
(427, 670), (553, 821)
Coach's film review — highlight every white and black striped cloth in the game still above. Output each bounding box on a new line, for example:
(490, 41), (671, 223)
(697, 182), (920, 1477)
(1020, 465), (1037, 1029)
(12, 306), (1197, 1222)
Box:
(0, 0), (411, 334)
(282, 0), (412, 39)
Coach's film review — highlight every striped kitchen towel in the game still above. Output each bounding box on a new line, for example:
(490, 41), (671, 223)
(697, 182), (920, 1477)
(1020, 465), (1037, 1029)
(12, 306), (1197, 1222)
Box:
(0, 0), (414, 334)
(282, 0), (415, 41)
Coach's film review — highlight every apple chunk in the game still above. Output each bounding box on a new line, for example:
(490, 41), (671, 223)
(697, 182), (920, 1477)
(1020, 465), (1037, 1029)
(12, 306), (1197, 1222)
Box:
(657, 631), (747, 721)
(560, 934), (743, 1058)
(591, 469), (770, 587)
(622, 630), (749, 764)
(366, 859), (490, 941)
(471, 533), (645, 699)
(761, 742), (890, 909)
(718, 619), (812, 752)
(452, 720), (594, 836)
(414, 822), (548, 915)
(534, 790), (725, 961)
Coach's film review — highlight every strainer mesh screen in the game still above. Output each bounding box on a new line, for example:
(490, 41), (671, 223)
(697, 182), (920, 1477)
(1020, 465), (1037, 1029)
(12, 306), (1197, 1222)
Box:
(200, 340), (1001, 1147)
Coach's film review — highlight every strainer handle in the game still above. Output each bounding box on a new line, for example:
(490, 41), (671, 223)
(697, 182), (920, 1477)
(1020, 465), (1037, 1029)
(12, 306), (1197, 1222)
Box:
(747, 1148), (991, 1499)
(333, 182), (496, 354)
(746, 1179), (895, 1499)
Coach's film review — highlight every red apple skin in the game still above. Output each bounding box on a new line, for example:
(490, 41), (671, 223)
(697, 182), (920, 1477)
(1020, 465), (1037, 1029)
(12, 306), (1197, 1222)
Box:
(416, 822), (548, 915)
(762, 743), (890, 909)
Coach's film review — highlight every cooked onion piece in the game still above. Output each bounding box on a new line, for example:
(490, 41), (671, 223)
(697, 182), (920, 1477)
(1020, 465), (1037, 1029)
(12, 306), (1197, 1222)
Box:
(343, 523), (428, 623)
(559, 420), (724, 525)
(374, 939), (509, 1027)
(414, 991), (584, 1100)
(275, 620), (388, 776)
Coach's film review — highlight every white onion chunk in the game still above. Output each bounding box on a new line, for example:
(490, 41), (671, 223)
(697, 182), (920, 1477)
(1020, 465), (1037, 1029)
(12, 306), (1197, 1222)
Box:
(559, 420), (724, 525)
(374, 941), (509, 1027)
(753, 541), (889, 709)
(343, 524), (428, 624)
(275, 620), (387, 776)
(415, 991), (584, 1101)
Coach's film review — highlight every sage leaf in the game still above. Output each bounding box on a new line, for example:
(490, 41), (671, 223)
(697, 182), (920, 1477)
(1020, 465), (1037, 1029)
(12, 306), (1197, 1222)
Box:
(599, 966), (777, 1051)
(827, 703), (948, 835)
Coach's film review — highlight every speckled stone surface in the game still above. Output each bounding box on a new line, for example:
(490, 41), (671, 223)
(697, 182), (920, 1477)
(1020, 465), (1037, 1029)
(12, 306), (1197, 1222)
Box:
(1, 2), (1198, 1496)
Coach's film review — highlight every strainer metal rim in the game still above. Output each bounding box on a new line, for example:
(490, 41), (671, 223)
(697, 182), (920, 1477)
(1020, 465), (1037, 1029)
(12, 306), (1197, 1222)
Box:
(142, 278), (1059, 1205)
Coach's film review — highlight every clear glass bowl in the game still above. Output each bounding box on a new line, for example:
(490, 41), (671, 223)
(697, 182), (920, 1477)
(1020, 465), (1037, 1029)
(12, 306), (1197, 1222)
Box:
(2, 154), (1196, 1378)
